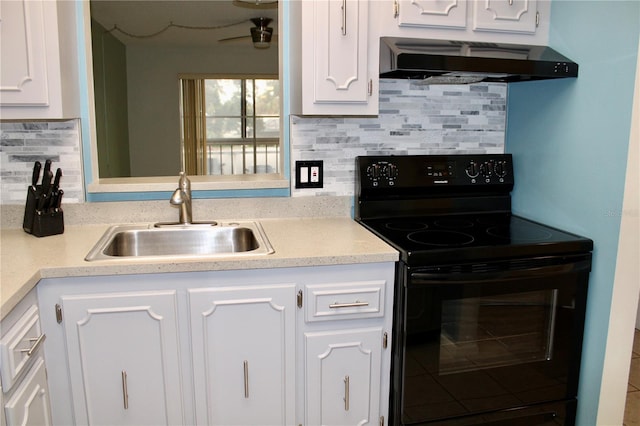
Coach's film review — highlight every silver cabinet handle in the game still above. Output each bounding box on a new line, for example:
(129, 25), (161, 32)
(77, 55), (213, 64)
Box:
(122, 370), (129, 410)
(329, 301), (369, 309)
(341, 0), (347, 35)
(243, 360), (249, 398)
(19, 333), (46, 357)
(344, 375), (350, 411)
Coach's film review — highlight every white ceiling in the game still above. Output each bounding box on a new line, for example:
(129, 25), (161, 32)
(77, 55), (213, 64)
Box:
(90, 0), (278, 47)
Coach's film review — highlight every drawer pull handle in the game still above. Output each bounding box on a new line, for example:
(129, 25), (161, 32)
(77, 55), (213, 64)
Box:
(344, 375), (350, 411)
(341, 0), (347, 35)
(329, 301), (369, 309)
(243, 360), (249, 398)
(122, 370), (129, 410)
(20, 333), (46, 357)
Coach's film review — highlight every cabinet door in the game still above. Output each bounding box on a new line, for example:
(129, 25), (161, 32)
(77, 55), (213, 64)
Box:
(397, 0), (467, 29)
(0, 0), (49, 106)
(4, 357), (52, 426)
(61, 291), (184, 426)
(189, 284), (296, 425)
(305, 328), (383, 425)
(473, 0), (538, 34)
(302, 0), (375, 114)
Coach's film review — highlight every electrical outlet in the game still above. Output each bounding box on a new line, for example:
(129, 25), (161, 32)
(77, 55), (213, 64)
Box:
(295, 161), (323, 189)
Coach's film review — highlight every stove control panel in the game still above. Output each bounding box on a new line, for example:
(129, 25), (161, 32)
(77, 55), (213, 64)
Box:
(357, 154), (514, 189)
(465, 159), (509, 180)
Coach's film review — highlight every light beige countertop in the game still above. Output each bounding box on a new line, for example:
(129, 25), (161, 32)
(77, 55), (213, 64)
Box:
(0, 217), (398, 319)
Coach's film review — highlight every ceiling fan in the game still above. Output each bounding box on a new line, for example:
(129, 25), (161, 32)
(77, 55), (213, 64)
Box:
(219, 17), (277, 49)
(232, 0), (278, 9)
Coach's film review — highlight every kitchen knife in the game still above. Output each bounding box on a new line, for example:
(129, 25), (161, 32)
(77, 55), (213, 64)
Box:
(31, 161), (41, 190)
(53, 189), (63, 210)
(53, 168), (62, 190)
(49, 168), (63, 211)
(42, 159), (52, 185)
(38, 169), (53, 211)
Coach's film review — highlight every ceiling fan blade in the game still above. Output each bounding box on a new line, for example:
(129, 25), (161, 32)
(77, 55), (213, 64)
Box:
(218, 35), (252, 42)
(232, 0), (278, 9)
(218, 34), (278, 43)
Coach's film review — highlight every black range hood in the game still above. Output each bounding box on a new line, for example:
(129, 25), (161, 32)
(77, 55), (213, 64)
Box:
(380, 37), (578, 84)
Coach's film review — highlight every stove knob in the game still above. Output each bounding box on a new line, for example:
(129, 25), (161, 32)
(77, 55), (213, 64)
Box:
(367, 164), (381, 180)
(480, 162), (493, 177)
(465, 162), (479, 178)
(494, 161), (508, 177)
(385, 163), (398, 179)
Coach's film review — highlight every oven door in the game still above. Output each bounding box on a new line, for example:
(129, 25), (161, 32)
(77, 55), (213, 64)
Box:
(393, 254), (591, 425)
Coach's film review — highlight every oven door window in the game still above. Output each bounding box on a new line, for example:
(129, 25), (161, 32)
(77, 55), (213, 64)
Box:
(439, 290), (557, 375)
(400, 256), (591, 425)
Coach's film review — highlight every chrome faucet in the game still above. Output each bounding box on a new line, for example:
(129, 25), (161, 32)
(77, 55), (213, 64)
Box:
(170, 172), (192, 224)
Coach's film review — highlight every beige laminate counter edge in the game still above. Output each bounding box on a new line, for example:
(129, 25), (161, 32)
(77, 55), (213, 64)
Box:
(1, 217), (399, 319)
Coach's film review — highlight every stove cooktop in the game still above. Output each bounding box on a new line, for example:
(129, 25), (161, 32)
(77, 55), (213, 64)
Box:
(359, 213), (593, 265)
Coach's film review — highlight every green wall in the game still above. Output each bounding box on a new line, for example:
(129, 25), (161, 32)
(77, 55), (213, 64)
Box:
(91, 19), (131, 178)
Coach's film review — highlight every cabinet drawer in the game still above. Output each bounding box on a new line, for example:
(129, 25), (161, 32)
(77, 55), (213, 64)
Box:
(305, 281), (385, 322)
(0, 305), (45, 391)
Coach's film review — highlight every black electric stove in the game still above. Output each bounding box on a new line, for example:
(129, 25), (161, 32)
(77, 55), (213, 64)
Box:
(355, 154), (592, 264)
(355, 154), (593, 426)
(360, 213), (593, 265)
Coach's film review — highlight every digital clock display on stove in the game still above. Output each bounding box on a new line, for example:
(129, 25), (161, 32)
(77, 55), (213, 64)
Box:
(425, 162), (455, 178)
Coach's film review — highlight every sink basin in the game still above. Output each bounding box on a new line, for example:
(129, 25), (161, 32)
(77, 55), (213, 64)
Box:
(85, 221), (274, 261)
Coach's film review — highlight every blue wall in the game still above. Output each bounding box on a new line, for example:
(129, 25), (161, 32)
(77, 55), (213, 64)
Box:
(506, 1), (639, 424)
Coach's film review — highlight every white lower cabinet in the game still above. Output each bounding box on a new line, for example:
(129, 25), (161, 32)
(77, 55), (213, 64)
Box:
(4, 356), (52, 426)
(189, 285), (296, 425)
(60, 291), (184, 425)
(1, 289), (52, 426)
(305, 328), (383, 426)
(37, 263), (395, 425)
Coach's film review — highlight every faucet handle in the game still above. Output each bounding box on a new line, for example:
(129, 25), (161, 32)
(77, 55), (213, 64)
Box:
(178, 172), (191, 192)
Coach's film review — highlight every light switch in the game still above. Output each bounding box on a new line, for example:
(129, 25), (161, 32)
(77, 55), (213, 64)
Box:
(295, 161), (323, 189)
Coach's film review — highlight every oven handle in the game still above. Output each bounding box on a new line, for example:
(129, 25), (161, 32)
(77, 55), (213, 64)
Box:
(409, 257), (591, 284)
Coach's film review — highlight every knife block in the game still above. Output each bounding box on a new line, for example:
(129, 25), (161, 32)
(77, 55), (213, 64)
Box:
(31, 209), (64, 237)
(23, 187), (64, 237)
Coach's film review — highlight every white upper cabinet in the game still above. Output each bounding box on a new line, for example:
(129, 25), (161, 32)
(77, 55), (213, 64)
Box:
(397, 0), (468, 29)
(300, 0), (379, 115)
(372, 0), (550, 45)
(0, 0), (79, 119)
(473, 0), (539, 34)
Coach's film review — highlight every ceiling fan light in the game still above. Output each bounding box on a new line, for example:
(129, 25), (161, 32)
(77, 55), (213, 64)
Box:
(250, 18), (273, 48)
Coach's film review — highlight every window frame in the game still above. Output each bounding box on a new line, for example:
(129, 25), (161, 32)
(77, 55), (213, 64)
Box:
(180, 73), (282, 177)
(79, 0), (290, 201)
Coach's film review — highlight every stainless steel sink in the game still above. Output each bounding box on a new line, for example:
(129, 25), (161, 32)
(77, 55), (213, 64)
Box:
(85, 221), (274, 261)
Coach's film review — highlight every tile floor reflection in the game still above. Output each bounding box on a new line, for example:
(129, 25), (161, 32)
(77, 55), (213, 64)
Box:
(625, 329), (640, 426)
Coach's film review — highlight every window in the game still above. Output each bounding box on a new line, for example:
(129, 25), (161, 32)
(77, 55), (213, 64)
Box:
(180, 76), (280, 176)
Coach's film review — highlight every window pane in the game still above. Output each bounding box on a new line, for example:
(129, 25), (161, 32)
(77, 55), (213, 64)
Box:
(246, 120), (254, 138)
(255, 117), (279, 138)
(245, 80), (254, 116)
(205, 80), (241, 116)
(183, 77), (280, 177)
(255, 80), (280, 116)
(206, 117), (241, 139)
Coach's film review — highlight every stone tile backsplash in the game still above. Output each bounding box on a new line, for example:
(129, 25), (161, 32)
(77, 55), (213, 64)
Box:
(291, 80), (507, 197)
(0, 120), (84, 205)
(0, 80), (506, 205)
